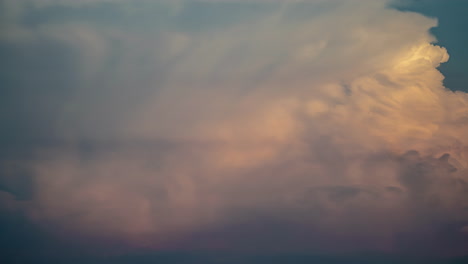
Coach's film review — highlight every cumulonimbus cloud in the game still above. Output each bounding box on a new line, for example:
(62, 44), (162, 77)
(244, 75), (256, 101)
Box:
(1, 0), (467, 256)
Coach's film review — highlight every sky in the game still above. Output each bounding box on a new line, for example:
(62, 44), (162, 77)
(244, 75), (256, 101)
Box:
(0, 0), (468, 263)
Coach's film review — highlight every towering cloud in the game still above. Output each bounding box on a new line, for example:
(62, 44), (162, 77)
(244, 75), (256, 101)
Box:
(0, 0), (467, 257)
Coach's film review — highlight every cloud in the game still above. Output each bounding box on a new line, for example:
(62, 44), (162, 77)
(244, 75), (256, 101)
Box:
(462, 226), (468, 233)
(0, 0), (467, 256)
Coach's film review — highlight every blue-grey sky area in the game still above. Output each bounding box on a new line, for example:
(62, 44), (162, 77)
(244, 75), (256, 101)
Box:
(0, 1), (468, 263)
(396, 0), (468, 92)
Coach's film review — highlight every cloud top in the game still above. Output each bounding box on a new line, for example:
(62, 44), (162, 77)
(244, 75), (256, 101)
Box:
(0, 0), (467, 256)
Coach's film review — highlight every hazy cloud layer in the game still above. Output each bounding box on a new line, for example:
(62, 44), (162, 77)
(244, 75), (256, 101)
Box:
(1, 0), (467, 257)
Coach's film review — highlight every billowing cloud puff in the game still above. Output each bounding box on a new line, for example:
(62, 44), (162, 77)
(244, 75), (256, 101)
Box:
(0, 0), (467, 257)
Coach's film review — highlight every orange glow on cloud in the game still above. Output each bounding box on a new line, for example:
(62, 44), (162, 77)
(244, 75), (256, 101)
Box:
(1, 0), (467, 255)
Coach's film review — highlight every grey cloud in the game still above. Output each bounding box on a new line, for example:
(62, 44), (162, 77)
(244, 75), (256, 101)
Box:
(0, 0), (467, 258)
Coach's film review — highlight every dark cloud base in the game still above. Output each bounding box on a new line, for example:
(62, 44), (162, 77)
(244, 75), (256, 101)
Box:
(2, 251), (468, 264)
(1, 0), (468, 261)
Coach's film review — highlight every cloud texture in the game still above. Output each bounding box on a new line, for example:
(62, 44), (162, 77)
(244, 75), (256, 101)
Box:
(1, 0), (467, 256)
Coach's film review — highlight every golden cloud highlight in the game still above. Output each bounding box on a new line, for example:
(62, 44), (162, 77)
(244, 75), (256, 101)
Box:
(1, 0), (467, 255)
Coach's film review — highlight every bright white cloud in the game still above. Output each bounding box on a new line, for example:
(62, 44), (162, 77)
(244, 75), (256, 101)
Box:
(1, 0), (467, 255)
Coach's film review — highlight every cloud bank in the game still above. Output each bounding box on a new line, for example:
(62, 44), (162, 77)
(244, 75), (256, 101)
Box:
(1, 0), (467, 257)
